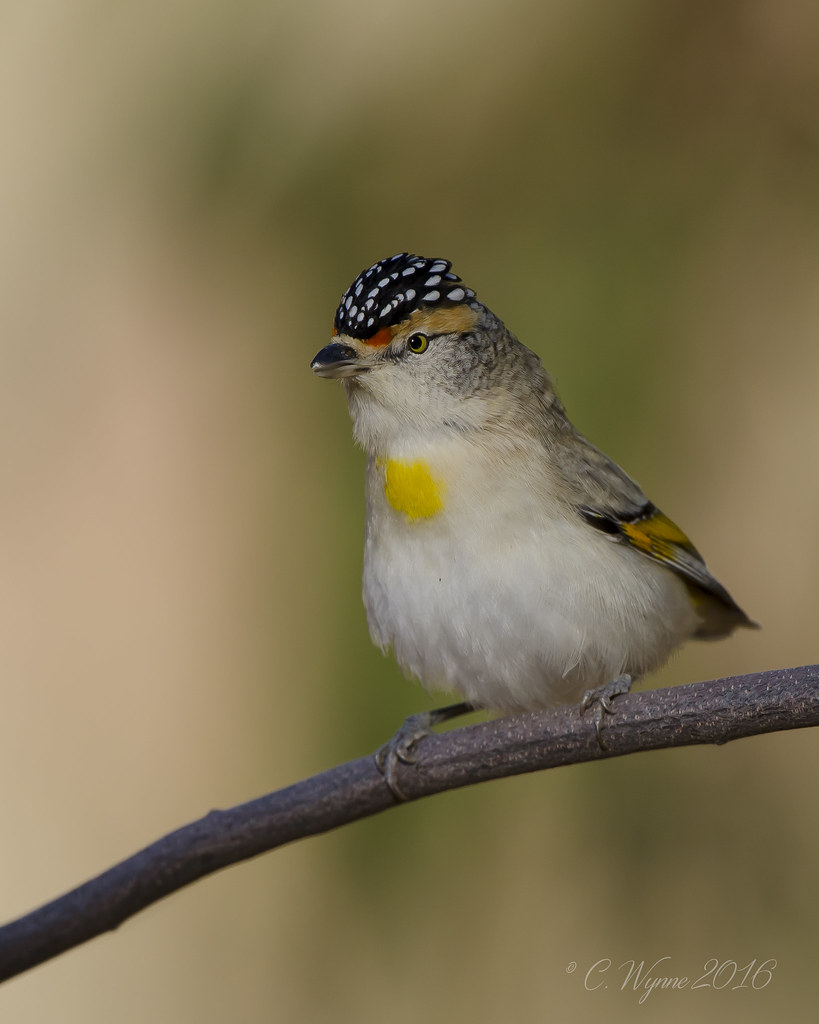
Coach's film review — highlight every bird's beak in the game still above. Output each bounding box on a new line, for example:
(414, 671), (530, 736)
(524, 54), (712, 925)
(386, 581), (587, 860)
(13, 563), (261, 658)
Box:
(310, 342), (368, 379)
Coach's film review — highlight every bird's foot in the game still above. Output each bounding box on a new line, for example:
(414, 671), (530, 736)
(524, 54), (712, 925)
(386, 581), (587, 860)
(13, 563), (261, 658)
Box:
(580, 674), (633, 746)
(375, 702), (474, 801)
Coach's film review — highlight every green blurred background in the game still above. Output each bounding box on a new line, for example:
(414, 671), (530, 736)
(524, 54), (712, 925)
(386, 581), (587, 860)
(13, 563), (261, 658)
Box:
(1, 1), (817, 1020)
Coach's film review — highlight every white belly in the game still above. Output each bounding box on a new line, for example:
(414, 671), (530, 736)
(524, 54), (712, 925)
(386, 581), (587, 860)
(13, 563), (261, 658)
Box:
(362, 458), (697, 712)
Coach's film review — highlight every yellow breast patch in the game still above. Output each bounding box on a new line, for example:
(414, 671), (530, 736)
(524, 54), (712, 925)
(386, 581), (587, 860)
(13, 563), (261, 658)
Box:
(380, 458), (444, 521)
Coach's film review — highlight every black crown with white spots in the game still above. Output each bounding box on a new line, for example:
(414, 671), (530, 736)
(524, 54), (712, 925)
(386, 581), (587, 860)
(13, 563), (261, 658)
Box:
(334, 253), (476, 340)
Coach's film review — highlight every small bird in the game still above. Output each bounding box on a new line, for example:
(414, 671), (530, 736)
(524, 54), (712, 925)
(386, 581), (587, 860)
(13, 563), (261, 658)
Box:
(311, 253), (756, 797)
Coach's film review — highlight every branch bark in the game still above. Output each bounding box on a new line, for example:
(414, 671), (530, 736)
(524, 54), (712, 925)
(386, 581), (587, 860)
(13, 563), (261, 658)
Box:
(0, 663), (816, 983)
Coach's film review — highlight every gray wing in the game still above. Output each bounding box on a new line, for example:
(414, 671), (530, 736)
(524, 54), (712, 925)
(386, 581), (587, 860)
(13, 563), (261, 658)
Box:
(553, 426), (757, 638)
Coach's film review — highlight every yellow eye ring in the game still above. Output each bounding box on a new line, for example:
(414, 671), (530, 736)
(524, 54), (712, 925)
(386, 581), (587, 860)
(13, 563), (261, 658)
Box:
(407, 333), (429, 353)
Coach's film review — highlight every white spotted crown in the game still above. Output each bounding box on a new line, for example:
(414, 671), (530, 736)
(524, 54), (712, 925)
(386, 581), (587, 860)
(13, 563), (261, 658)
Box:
(333, 253), (476, 340)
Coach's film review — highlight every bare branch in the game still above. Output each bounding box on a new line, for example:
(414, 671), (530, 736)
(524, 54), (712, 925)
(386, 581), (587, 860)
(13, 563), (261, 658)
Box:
(0, 664), (816, 983)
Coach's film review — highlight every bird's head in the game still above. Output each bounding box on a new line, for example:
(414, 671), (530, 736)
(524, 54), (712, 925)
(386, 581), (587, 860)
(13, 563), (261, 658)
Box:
(311, 253), (550, 452)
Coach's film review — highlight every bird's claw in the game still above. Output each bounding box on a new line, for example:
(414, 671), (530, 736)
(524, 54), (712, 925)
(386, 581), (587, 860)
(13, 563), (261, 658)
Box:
(375, 712), (436, 801)
(580, 673), (633, 746)
(374, 702), (475, 801)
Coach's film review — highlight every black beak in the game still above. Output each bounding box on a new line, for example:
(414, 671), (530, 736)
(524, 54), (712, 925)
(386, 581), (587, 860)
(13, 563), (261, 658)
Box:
(310, 342), (366, 379)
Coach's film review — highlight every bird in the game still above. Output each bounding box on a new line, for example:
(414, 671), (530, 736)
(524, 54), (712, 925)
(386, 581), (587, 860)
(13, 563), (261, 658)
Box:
(311, 252), (757, 798)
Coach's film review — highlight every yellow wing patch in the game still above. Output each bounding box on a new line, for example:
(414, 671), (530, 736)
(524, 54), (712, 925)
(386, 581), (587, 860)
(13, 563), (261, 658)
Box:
(621, 512), (700, 564)
(581, 503), (755, 632)
(380, 458), (444, 521)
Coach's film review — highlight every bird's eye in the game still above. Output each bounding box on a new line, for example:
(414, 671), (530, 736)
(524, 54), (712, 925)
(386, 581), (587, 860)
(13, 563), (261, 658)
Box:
(407, 333), (429, 353)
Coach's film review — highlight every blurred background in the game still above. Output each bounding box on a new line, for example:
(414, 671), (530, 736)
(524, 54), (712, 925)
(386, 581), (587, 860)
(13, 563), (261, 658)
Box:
(1, 0), (817, 1020)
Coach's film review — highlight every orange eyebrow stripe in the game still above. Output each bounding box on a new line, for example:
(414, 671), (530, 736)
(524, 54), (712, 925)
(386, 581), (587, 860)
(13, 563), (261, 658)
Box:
(365, 326), (392, 348)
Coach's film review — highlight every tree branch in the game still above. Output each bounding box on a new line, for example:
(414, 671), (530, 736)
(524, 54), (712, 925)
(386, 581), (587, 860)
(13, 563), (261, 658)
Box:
(1, 664), (816, 983)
